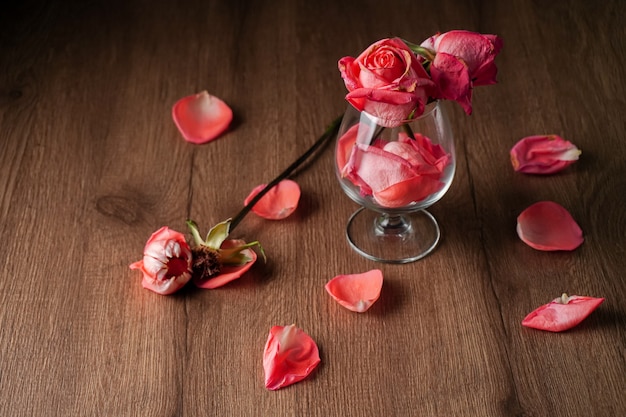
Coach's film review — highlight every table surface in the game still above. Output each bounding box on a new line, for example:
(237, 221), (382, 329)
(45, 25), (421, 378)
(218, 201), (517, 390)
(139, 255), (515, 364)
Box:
(2, 1), (625, 416)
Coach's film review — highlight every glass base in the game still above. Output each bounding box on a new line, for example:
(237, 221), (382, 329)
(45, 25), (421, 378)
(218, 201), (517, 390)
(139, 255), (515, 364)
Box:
(345, 207), (441, 263)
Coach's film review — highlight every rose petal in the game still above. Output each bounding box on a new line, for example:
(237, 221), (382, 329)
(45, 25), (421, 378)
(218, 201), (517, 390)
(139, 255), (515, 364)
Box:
(342, 140), (448, 207)
(517, 201), (584, 251)
(325, 269), (383, 313)
(243, 180), (301, 220)
(522, 294), (605, 332)
(373, 175), (443, 208)
(193, 239), (257, 289)
(172, 91), (233, 144)
(263, 324), (320, 390)
(335, 124), (360, 170)
(510, 135), (581, 174)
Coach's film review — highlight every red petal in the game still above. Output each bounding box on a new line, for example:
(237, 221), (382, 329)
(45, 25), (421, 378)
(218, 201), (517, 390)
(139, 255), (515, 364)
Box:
(243, 180), (301, 220)
(522, 294), (605, 332)
(193, 239), (257, 289)
(373, 174), (444, 207)
(335, 124), (360, 170)
(325, 269), (383, 312)
(517, 201), (583, 251)
(172, 91), (233, 144)
(510, 135), (580, 174)
(263, 324), (320, 390)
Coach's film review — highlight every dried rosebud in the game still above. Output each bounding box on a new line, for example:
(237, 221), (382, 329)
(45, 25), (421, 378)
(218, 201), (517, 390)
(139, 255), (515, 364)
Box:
(511, 135), (581, 174)
(419, 30), (503, 115)
(129, 227), (192, 295)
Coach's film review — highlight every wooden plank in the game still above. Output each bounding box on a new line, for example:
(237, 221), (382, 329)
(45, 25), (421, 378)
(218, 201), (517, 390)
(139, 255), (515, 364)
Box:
(0, 0), (624, 416)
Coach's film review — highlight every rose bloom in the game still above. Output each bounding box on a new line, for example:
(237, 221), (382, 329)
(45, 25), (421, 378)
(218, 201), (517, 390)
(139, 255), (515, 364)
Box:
(129, 227), (193, 295)
(420, 30), (503, 115)
(338, 38), (436, 127)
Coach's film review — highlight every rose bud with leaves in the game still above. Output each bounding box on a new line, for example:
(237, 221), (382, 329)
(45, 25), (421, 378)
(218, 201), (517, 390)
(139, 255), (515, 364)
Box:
(187, 219), (265, 289)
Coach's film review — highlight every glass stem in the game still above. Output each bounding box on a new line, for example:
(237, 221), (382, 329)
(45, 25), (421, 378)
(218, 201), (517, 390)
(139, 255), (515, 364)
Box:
(376, 213), (411, 235)
(229, 115), (343, 232)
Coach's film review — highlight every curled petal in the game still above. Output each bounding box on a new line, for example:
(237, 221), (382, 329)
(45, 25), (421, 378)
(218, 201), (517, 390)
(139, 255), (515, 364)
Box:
(193, 239), (257, 289)
(522, 294), (605, 332)
(511, 135), (581, 174)
(325, 269), (383, 312)
(263, 324), (320, 390)
(335, 124), (360, 170)
(172, 91), (233, 144)
(517, 201), (583, 251)
(244, 180), (301, 220)
(430, 52), (473, 115)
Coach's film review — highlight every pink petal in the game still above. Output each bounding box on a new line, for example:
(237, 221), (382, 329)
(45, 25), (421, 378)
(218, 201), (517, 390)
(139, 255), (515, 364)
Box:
(522, 294), (605, 332)
(335, 124), (360, 170)
(263, 324), (320, 390)
(342, 139), (448, 207)
(373, 175), (443, 208)
(517, 201), (584, 251)
(343, 143), (417, 196)
(243, 180), (301, 220)
(430, 52), (473, 115)
(193, 239), (257, 289)
(172, 91), (233, 144)
(510, 135), (581, 174)
(325, 269), (383, 313)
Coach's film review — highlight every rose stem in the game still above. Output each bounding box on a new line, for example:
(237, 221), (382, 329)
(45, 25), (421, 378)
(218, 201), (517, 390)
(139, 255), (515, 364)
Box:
(229, 115), (343, 232)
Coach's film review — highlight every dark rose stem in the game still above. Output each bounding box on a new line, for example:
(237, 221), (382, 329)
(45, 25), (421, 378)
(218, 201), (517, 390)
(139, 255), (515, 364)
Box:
(229, 115), (343, 232)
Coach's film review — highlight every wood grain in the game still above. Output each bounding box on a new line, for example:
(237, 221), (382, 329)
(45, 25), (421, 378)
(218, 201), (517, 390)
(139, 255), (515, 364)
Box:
(1, 0), (624, 416)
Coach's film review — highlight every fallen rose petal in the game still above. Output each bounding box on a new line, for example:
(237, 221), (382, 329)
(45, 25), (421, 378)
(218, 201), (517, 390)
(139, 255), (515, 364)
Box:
(511, 135), (581, 174)
(517, 201), (583, 251)
(263, 324), (320, 390)
(193, 239), (257, 289)
(522, 293), (605, 332)
(325, 269), (383, 313)
(172, 91), (233, 144)
(243, 179), (301, 220)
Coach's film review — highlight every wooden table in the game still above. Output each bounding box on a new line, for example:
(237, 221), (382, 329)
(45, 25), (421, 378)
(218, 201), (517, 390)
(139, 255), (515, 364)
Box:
(2, 1), (625, 415)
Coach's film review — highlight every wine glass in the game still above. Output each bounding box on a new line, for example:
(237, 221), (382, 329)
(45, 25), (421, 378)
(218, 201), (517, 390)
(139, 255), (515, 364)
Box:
(334, 100), (456, 263)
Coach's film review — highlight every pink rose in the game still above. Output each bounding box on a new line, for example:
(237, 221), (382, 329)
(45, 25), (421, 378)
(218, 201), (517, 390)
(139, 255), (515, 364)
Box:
(338, 38), (436, 127)
(420, 30), (503, 114)
(129, 227), (193, 295)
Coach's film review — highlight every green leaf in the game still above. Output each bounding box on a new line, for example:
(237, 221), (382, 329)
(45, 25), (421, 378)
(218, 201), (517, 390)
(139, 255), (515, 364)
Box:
(186, 219), (205, 246)
(205, 219), (231, 249)
(220, 240), (266, 265)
